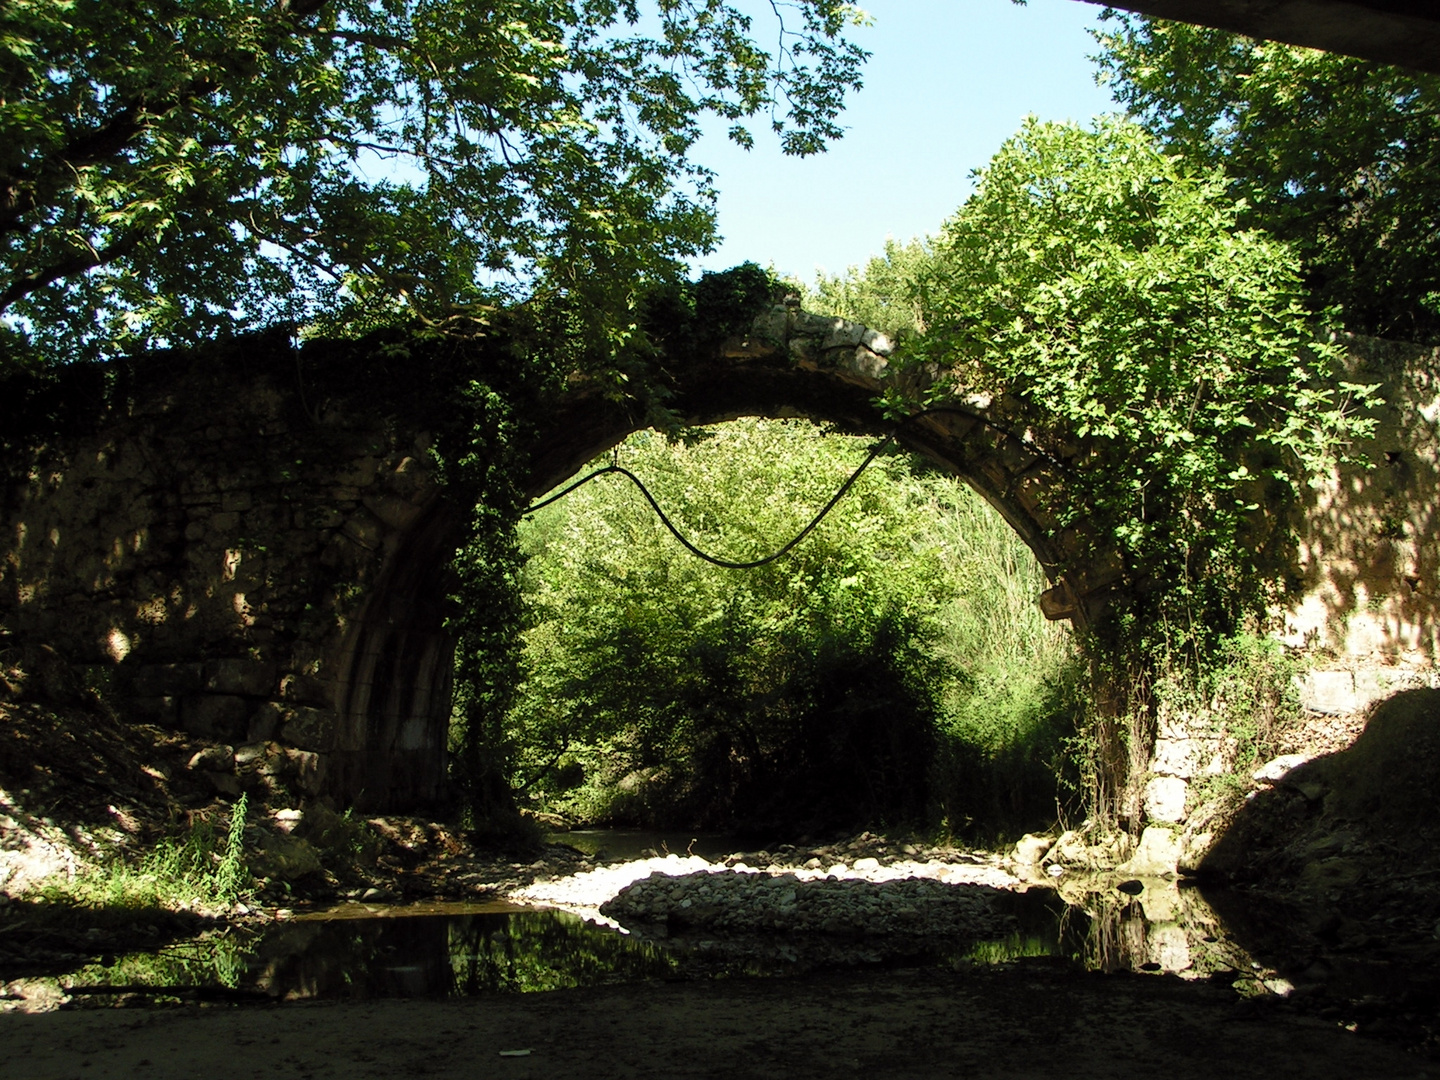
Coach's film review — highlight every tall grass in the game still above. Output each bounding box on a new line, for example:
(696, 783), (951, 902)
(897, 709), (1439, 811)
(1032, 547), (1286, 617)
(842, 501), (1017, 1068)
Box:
(33, 794), (254, 911)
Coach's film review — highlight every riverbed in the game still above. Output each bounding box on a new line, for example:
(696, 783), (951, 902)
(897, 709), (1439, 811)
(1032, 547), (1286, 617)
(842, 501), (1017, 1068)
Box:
(3, 831), (1436, 1078)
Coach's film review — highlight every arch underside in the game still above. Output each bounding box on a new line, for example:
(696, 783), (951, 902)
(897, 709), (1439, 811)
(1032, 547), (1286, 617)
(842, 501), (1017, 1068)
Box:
(332, 498), (462, 810)
(526, 359), (1066, 579)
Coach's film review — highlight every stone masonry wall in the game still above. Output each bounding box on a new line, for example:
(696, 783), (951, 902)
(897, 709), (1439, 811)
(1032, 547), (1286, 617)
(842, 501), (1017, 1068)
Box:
(0, 341), (451, 808)
(1134, 335), (1439, 868)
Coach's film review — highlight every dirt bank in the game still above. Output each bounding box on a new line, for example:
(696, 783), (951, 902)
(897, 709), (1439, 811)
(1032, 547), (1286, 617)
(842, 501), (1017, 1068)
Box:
(3, 961), (1431, 1080)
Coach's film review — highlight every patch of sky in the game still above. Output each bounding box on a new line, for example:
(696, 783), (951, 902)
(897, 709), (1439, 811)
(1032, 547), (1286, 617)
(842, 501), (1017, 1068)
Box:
(689, 0), (1119, 283)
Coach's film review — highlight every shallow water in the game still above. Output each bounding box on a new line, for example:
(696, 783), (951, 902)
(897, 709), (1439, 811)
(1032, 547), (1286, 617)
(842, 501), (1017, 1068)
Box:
(64, 905), (679, 1001)
(46, 860), (1284, 1005)
(52, 886), (1109, 1002)
(545, 829), (745, 862)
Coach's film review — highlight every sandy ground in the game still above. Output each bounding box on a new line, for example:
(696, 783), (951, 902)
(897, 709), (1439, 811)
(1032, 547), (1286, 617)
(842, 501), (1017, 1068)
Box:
(3, 962), (1432, 1080)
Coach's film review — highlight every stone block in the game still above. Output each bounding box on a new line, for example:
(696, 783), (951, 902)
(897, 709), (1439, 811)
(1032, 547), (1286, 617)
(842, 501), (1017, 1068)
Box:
(844, 345), (887, 381)
(362, 491), (421, 530)
(247, 701), (283, 742)
(335, 457), (379, 488)
(1354, 666), (1422, 707)
(204, 771), (243, 798)
(296, 506), (346, 530)
(129, 695), (180, 726)
(182, 694), (251, 741)
(279, 674), (331, 707)
(1013, 833), (1054, 866)
(744, 303), (786, 343)
(221, 490), (253, 513)
(384, 456), (433, 501)
(1252, 753), (1312, 783)
(822, 319), (865, 350)
(286, 749), (327, 795)
(204, 658), (277, 697)
(1117, 826), (1182, 877)
(130, 662), (205, 697)
(1299, 669), (1358, 715)
(1151, 737), (1205, 779)
(188, 745), (235, 772)
(1143, 775), (1188, 823)
(281, 706), (337, 751)
(234, 742), (268, 767)
(860, 328), (894, 356)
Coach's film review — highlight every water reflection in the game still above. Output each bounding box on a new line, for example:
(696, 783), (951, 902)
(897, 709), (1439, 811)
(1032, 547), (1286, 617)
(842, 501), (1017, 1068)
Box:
(69, 906), (676, 1002)
(60, 881), (1271, 1003)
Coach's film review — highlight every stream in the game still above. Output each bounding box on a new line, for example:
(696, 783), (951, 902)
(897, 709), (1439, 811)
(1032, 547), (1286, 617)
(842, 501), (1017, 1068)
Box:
(27, 831), (1295, 1006)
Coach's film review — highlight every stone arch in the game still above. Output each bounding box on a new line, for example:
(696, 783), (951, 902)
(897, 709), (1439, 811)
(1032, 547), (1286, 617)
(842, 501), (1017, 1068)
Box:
(0, 309), (1121, 815)
(317, 304), (1113, 807)
(4, 307), (1432, 827)
(521, 304), (1112, 624)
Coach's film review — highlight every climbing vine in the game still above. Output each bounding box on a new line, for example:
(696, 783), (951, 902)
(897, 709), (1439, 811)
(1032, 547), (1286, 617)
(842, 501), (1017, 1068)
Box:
(898, 119), (1378, 664)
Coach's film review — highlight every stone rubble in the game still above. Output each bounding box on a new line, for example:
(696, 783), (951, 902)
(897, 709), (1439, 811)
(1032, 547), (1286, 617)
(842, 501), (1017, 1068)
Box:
(600, 868), (1014, 940)
(510, 835), (1023, 942)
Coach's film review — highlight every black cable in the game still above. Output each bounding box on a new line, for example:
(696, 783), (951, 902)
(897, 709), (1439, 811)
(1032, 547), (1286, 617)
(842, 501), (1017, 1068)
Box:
(525, 437), (894, 570)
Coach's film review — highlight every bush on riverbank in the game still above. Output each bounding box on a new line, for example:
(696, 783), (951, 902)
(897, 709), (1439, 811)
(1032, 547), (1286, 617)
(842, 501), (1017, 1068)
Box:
(505, 419), (1080, 841)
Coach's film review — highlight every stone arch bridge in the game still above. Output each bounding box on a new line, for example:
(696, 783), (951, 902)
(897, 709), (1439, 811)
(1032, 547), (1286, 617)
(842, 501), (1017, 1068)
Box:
(0, 307), (1111, 812)
(1, 307), (1433, 821)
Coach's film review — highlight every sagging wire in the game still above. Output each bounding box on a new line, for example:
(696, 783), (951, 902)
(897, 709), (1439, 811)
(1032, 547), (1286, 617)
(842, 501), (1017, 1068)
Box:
(524, 435), (895, 571)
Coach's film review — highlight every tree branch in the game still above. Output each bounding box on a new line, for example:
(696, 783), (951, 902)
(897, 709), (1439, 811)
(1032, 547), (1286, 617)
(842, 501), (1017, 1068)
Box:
(0, 232), (141, 312)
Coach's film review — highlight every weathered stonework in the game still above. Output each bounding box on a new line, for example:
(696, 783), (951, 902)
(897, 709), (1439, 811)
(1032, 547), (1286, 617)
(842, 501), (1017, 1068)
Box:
(1282, 335), (1440, 664)
(1, 314), (1434, 815)
(1130, 336), (1440, 872)
(1, 339), (453, 809)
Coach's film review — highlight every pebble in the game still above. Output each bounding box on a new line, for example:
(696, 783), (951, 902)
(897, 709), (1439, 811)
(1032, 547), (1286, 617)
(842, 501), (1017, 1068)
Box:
(510, 842), (1021, 939)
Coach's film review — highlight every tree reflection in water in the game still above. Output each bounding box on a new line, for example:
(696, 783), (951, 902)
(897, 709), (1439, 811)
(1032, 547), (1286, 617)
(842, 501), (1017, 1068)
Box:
(246, 910), (676, 1000)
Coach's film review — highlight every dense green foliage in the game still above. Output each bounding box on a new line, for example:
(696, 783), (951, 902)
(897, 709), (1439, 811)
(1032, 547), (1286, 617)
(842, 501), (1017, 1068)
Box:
(839, 118), (1374, 661)
(438, 266), (783, 830)
(0, 0), (864, 368)
(508, 418), (1078, 839)
(810, 236), (931, 339)
(1094, 13), (1440, 342)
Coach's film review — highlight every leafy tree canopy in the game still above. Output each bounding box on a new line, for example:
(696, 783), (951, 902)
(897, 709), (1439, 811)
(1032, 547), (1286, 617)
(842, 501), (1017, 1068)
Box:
(809, 235), (930, 338)
(1093, 13), (1440, 342)
(897, 117), (1373, 653)
(0, 0), (866, 368)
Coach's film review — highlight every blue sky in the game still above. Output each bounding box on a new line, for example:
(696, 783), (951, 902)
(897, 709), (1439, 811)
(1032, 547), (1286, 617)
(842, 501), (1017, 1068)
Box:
(691, 0), (1120, 282)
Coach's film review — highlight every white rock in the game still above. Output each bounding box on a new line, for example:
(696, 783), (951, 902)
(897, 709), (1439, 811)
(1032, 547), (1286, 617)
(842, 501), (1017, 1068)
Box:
(1252, 754), (1312, 783)
(1298, 670), (1357, 716)
(1118, 826), (1182, 877)
(1013, 833), (1054, 866)
(1143, 776), (1189, 823)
